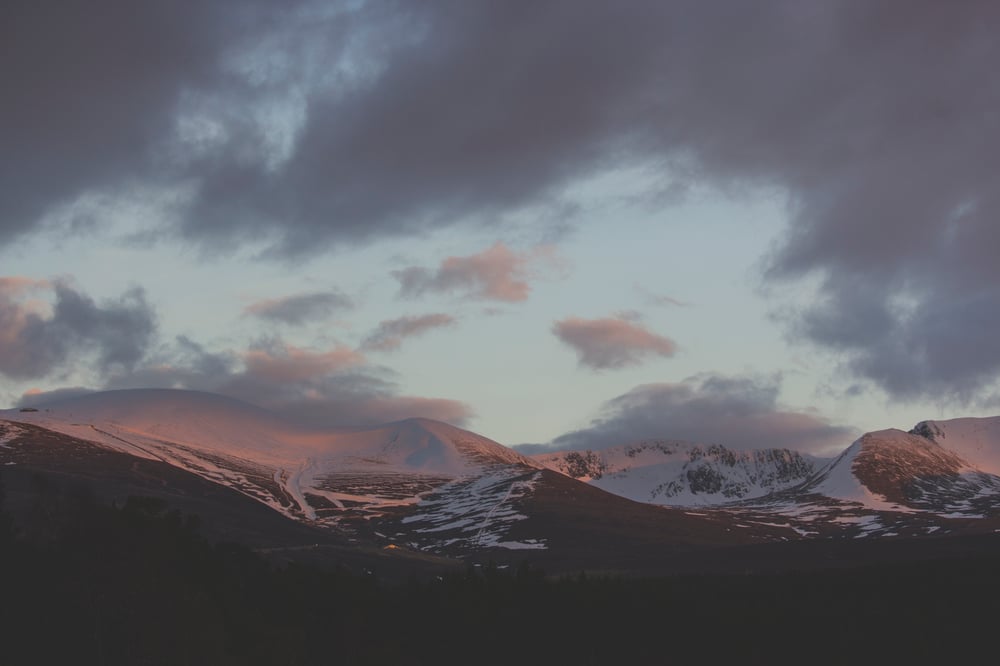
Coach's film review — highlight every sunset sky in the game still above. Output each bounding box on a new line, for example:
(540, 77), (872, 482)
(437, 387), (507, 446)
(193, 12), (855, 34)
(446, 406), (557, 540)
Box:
(2, 1), (998, 454)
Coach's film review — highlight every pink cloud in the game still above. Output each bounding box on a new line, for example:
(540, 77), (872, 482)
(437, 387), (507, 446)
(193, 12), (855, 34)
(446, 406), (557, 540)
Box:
(0, 277), (50, 294)
(276, 394), (474, 429)
(17, 330), (474, 428)
(553, 315), (677, 370)
(242, 343), (365, 384)
(393, 242), (559, 302)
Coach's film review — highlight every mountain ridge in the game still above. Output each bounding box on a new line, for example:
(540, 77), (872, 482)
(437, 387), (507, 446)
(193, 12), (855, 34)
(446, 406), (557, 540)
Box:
(5, 388), (1000, 572)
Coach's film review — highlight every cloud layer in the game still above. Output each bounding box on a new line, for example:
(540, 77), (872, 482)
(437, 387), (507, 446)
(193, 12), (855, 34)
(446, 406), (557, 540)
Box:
(532, 374), (855, 455)
(4, 1), (999, 401)
(552, 315), (676, 370)
(18, 335), (472, 429)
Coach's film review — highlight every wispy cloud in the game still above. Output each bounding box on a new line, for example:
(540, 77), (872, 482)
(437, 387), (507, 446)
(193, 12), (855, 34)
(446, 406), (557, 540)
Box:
(635, 284), (690, 308)
(244, 290), (353, 325)
(361, 313), (456, 352)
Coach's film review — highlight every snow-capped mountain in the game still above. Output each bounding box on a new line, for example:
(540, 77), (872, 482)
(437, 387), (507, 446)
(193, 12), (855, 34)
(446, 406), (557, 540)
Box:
(5, 390), (1000, 574)
(2, 389), (776, 571)
(3, 389), (545, 552)
(533, 441), (821, 505)
(717, 421), (1000, 540)
(530, 420), (1000, 542)
(795, 421), (1000, 515)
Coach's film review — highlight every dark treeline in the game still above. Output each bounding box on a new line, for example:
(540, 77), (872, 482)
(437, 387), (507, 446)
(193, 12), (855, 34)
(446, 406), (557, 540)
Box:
(1, 472), (998, 665)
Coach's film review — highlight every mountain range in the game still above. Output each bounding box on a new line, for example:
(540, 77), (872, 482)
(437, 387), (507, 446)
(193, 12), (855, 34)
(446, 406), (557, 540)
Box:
(3, 388), (999, 576)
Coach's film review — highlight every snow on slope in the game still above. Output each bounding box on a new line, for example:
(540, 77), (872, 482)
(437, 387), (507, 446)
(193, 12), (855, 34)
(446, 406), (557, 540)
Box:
(2, 390), (542, 547)
(534, 440), (821, 506)
(804, 435), (913, 512)
(795, 426), (1000, 516)
(8, 389), (306, 464)
(912, 417), (1000, 475)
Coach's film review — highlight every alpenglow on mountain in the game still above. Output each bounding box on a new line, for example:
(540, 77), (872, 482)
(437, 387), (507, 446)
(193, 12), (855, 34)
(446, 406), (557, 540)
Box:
(3, 389), (1000, 574)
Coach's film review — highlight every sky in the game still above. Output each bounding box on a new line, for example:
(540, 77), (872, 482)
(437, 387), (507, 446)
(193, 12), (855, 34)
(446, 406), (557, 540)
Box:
(2, 0), (999, 456)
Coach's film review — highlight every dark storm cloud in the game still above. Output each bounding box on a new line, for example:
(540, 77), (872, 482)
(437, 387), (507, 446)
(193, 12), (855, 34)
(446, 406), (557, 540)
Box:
(6, 1), (1000, 400)
(0, 0), (266, 243)
(524, 374), (855, 455)
(361, 313), (455, 352)
(244, 290), (353, 325)
(0, 278), (157, 379)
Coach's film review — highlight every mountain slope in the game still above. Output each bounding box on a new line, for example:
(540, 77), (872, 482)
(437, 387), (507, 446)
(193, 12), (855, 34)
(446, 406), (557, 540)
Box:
(533, 440), (821, 505)
(911, 417), (1000, 474)
(3, 390), (782, 569)
(7, 390), (1000, 573)
(801, 426), (1000, 516)
(3, 390), (545, 552)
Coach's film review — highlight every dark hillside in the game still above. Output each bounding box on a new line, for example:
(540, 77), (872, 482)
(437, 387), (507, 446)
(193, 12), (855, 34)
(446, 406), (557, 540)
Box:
(1, 471), (998, 665)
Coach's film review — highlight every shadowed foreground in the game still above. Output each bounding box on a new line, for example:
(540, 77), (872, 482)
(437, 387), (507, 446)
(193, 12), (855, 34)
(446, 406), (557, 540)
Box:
(2, 474), (999, 665)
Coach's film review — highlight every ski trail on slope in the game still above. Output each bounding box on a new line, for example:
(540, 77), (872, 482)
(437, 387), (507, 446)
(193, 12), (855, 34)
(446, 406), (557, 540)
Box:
(282, 458), (317, 520)
(89, 426), (170, 463)
(473, 475), (529, 547)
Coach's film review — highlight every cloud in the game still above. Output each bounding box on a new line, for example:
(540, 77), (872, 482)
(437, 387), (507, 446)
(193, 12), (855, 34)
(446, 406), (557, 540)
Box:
(552, 315), (676, 370)
(361, 313), (456, 352)
(0, 0), (266, 245)
(257, 390), (472, 430)
(18, 334), (472, 429)
(241, 341), (365, 383)
(17, 386), (96, 409)
(0, 277), (157, 380)
(244, 290), (352, 325)
(635, 284), (690, 308)
(393, 243), (555, 302)
(528, 374), (855, 455)
(6, 2), (1000, 401)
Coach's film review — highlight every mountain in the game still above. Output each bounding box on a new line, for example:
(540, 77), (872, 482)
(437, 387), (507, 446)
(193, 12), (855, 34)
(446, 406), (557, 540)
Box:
(533, 441), (821, 505)
(2, 389), (550, 552)
(1, 389), (773, 574)
(4, 389), (1000, 575)
(718, 422), (1000, 540)
(532, 420), (1000, 542)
